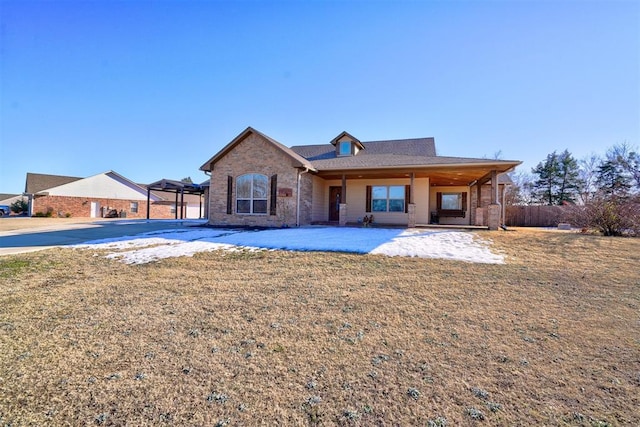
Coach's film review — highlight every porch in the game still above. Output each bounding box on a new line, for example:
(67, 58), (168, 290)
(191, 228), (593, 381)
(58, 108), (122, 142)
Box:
(312, 167), (510, 230)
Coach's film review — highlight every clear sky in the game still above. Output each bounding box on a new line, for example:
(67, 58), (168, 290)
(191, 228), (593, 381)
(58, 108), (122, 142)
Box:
(1, 0), (638, 194)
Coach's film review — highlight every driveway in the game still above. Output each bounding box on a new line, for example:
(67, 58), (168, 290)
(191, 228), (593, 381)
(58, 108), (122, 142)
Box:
(0, 219), (207, 256)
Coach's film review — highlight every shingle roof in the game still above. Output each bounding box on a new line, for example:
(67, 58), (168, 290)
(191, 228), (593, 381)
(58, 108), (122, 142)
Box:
(25, 172), (82, 194)
(291, 138), (436, 163)
(200, 127), (316, 172)
(0, 193), (18, 201)
(289, 138), (520, 171)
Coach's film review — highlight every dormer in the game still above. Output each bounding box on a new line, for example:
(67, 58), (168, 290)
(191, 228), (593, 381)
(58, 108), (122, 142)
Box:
(330, 131), (365, 157)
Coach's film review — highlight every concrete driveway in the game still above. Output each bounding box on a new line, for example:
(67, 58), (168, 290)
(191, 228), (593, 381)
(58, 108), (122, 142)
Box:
(0, 219), (206, 256)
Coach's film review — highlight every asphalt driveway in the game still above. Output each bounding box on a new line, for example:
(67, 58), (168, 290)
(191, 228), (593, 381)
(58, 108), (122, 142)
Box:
(0, 219), (206, 256)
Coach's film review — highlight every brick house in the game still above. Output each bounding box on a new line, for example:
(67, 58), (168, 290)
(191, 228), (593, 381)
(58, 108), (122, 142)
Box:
(24, 171), (204, 219)
(199, 127), (521, 230)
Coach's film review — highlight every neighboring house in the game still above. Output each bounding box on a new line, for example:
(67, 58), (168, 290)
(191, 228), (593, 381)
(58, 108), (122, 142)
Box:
(200, 127), (521, 230)
(0, 193), (24, 212)
(23, 172), (207, 219)
(24, 171), (169, 218)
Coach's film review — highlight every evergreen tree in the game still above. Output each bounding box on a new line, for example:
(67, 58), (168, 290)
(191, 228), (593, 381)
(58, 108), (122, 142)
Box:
(531, 150), (581, 205)
(596, 159), (631, 197)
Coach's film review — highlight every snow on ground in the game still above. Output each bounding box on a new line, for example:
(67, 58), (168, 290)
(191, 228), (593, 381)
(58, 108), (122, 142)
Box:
(74, 226), (504, 265)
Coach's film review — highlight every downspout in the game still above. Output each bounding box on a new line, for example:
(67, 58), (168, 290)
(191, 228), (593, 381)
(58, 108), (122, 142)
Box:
(296, 167), (310, 227)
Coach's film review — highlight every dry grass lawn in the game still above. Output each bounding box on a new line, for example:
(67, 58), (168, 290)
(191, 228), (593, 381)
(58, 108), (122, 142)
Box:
(0, 227), (638, 426)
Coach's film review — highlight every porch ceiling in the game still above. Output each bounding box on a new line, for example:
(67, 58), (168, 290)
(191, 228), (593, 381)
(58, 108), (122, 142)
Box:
(314, 163), (519, 186)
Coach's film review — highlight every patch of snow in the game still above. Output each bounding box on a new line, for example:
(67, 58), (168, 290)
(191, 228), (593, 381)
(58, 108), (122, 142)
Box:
(74, 226), (505, 265)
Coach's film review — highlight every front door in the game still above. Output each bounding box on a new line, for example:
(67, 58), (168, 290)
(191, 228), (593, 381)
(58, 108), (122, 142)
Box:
(328, 186), (342, 222)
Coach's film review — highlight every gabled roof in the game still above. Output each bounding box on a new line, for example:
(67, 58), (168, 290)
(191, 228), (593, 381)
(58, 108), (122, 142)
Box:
(291, 137), (436, 162)
(200, 127), (316, 172)
(329, 131), (365, 151)
(25, 172), (82, 194)
(329, 131), (361, 146)
(25, 171), (162, 201)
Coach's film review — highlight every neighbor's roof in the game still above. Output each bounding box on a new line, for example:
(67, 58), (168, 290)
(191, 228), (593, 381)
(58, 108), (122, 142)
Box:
(25, 172), (82, 194)
(0, 193), (19, 201)
(200, 127), (316, 172)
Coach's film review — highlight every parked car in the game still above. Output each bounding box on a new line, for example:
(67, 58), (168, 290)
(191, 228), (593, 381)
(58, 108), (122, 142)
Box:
(0, 205), (10, 217)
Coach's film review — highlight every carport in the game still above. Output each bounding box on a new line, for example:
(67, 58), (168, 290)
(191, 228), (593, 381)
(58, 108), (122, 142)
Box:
(146, 179), (206, 219)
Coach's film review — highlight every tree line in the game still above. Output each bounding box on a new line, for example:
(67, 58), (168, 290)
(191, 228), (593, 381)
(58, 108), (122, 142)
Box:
(507, 143), (640, 236)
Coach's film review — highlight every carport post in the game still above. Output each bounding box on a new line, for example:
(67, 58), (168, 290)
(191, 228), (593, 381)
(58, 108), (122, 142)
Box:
(174, 192), (179, 220)
(146, 187), (151, 219)
(180, 189), (184, 220)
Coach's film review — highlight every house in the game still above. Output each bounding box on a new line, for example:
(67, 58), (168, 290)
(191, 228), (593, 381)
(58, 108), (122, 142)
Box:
(23, 171), (205, 219)
(199, 127), (521, 230)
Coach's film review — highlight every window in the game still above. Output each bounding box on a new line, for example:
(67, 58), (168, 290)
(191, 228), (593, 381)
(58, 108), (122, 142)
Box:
(237, 173), (268, 214)
(130, 202), (138, 213)
(170, 204), (176, 214)
(441, 193), (463, 210)
(339, 141), (351, 156)
(372, 185), (405, 212)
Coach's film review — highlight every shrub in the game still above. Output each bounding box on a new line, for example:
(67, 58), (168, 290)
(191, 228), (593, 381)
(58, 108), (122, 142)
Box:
(564, 195), (639, 237)
(10, 199), (28, 214)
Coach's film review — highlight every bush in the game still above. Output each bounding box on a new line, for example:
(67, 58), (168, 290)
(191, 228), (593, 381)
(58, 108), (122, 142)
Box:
(564, 195), (640, 237)
(10, 199), (28, 214)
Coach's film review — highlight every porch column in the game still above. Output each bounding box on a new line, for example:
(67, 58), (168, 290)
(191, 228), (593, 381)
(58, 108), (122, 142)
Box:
(341, 174), (347, 204)
(488, 170), (501, 230)
(339, 174), (348, 226)
(407, 172), (416, 227)
(339, 203), (348, 226)
(410, 172), (415, 204)
(475, 182), (484, 226)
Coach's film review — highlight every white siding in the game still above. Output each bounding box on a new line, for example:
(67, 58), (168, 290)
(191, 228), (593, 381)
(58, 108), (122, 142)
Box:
(311, 175), (326, 222)
(186, 204), (203, 219)
(45, 172), (149, 200)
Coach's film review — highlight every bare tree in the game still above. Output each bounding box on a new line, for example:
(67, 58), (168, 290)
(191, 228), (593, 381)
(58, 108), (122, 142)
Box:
(577, 154), (601, 204)
(506, 170), (535, 205)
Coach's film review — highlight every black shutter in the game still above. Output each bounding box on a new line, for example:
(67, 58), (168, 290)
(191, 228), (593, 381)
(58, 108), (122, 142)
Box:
(436, 192), (442, 211)
(366, 185), (372, 213)
(461, 192), (468, 211)
(270, 174), (277, 216)
(226, 176), (233, 214)
(405, 185), (411, 213)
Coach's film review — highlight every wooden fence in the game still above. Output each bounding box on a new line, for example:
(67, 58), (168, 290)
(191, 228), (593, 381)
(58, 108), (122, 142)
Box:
(505, 205), (566, 227)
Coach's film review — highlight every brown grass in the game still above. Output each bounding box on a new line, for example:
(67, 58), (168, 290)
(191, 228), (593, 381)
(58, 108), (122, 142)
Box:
(0, 228), (638, 426)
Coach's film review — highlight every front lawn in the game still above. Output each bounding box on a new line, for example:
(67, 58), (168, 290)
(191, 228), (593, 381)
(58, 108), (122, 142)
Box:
(0, 228), (638, 425)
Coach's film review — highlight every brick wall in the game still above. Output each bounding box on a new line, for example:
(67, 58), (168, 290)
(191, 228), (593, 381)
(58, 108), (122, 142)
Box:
(32, 195), (175, 218)
(469, 184), (507, 226)
(207, 132), (304, 227)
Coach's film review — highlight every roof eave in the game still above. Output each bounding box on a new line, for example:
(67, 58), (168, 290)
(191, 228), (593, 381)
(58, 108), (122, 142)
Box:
(313, 160), (522, 173)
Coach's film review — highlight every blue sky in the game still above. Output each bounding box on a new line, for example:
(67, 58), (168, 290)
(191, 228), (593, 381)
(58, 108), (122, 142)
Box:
(1, 0), (638, 194)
